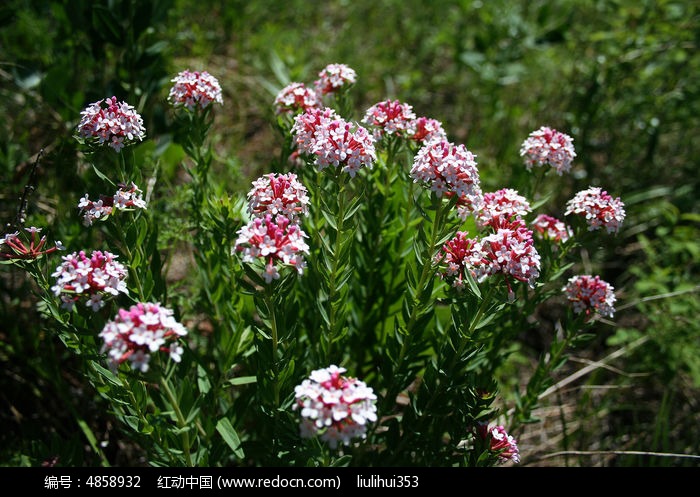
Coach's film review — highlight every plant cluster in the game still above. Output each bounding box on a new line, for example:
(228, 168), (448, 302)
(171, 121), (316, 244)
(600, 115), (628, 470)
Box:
(1, 62), (628, 468)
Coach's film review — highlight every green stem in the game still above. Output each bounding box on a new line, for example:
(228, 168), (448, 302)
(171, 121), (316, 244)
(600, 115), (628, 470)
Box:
(325, 173), (349, 363)
(383, 199), (448, 412)
(530, 167), (547, 201)
(397, 199), (446, 364)
(114, 218), (145, 300)
(392, 285), (497, 457)
(160, 377), (194, 467)
(264, 284), (281, 408)
(511, 327), (576, 432)
(448, 285), (496, 374)
(379, 178), (414, 339)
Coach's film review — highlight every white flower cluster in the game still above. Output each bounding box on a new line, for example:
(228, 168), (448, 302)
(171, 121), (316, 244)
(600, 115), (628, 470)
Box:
(77, 96), (146, 152)
(51, 250), (129, 311)
(99, 302), (188, 373)
(293, 365), (378, 449)
(168, 70), (224, 111)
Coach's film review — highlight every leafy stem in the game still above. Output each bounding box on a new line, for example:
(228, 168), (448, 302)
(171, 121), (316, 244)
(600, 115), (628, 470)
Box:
(511, 322), (579, 432)
(160, 376), (194, 467)
(264, 283), (281, 408)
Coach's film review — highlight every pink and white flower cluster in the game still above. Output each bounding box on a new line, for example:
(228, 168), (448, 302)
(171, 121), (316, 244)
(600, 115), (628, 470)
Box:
(532, 214), (572, 244)
(1, 227), (64, 261)
(234, 214), (310, 284)
(292, 107), (376, 177)
(99, 302), (188, 373)
(477, 423), (520, 464)
(51, 250), (129, 311)
(313, 63), (357, 95)
(438, 218), (541, 295)
(293, 365), (377, 449)
(477, 188), (532, 228)
(362, 99), (417, 140)
(520, 126), (576, 175)
(273, 63), (356, 115)
(565, 186), (626, 234)
(237, 172), (311, 283)
(77, 96), (146, 152)
(362, 100), (448, 146)
(246, 173), (310, 222)
(437, 231), (481, 291)
(168, 70), (224, 111)
(78, 182), (147, 227)
(274, 82), (320, 115)
(406, 116), (447, 145)
(562, 274), (616, 318)
(410, 139), (482, 206)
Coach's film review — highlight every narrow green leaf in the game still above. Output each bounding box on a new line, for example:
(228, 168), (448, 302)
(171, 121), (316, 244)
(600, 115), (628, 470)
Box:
(474, 311), (496, 330)
(227, 376), (257, 386)
(216, 418), (245, 459)
(91, 164), (116, 187)
(464, 269), (482, 298)
(320, 209), (337, 230)
(123, 415), (140, 431)
(197, 365), (211, 395)
(91, 362), (123, 387)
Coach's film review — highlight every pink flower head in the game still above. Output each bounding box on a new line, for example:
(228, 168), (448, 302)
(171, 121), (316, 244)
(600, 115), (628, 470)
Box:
(291, 107), (341, 155)
(51, 250), (129, 311)
(293, 365), (377, 449)
(99, 302), (188, 373)
(79, 182), (147, 227)
(361, 99), (417, 141)
(565, 186), (626, 234)
(477, 423), (520, 464)
(77, 96), (146, 152)
(246, 173), (310, 222)
(234, 214), (310, 283)
(562, 274), (616, 319)
(455, 191), (485, 222)
(410, 139), (482, 204)
(293, 109), (376, 177)
(168, 70), (224, 111)
(436, 231), (482, 291)
(313, 64), (357, 95)
(274, 82), (320, 115)
(406, 116), (448, 145)
(1, 227), (64, 261)
(463, 218), (541, 298)
(477, 188), (532, 228)
(532, 214), (572, 244)
(520, 126), (576, 175)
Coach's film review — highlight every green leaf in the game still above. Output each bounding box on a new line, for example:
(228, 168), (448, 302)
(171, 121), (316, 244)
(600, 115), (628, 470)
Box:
(530, 193), (552, 211)
(216, 418), (245, 459)
(91, 164), (116, 187)
(123, 415), (140, 431)
(197, 365), (211, 395)
(91, 362), (123, 387)
(320, 208), (337, 231)
(330, 454), (352, 467)
(474, 311), (496, 330)
(227, 376), (257, 386)
(464, 269), (482, 299)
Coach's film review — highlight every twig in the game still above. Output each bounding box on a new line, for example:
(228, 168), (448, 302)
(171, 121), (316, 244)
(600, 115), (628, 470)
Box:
(6, 149), (43, 233)
(616, 286), (700, 311)
(507, 334), (650, 417)
(537, 335), (650, 400)
(567, 356), (650, 377)
(535, 450), (700, 462)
